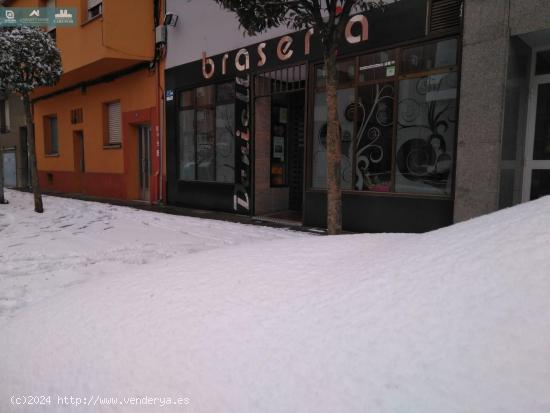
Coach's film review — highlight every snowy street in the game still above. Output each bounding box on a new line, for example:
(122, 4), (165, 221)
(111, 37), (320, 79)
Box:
(1, 190), (550, 412)
(0, 190), (310, 327)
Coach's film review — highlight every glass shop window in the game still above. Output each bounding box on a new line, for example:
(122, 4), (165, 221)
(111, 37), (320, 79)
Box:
(315, 60), (356, 89)
(358, 49), (397, 83)
(395, 72), (458, 195)
(311, 88), (355, 190)
(309, 38), (459, 197)
(178, 83), (235, 183)
(401, 38), (458, 74)
(354, 83), (395, 192)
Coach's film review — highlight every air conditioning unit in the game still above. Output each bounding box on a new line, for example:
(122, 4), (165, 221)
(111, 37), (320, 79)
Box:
(155, 25), (167, 45)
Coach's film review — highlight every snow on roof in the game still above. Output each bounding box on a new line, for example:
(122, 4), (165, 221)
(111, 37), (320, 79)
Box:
(1, 193), (550, 412)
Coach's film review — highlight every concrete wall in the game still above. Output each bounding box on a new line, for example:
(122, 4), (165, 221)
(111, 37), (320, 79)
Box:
(165, 0), (292, 69)
(455, 0), (550, 221)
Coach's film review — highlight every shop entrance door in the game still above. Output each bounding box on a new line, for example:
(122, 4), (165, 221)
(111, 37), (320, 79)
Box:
(138, 125), (151, 201)
(287, 92), (305, 212)
(523, 49), (550, 201)
(253, 64), (307, 223)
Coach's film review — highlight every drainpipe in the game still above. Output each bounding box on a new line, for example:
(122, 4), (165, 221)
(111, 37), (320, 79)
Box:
(153, 0), (165, 204)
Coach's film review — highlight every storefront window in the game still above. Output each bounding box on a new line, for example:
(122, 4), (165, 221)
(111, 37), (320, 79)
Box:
(312, 89), (354, 189)
(315, 60), (356, 88)
(358, 50), (396, 83)
(355, 83), (395, 191)
(215, 104), (235, 183)
(178, 82), (235, 183)
(309, 38), (459, 197)
(196, 85), (215, 106)
(196, 108), (215, 181)
(395, 72), (458, 195)
(401, 38), (457, 74)
(178, 109), (195, 180)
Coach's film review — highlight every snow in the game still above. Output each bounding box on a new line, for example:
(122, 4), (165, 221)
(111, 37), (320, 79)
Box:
(1, 189), (550, 412)
(0, 189), (310, 327)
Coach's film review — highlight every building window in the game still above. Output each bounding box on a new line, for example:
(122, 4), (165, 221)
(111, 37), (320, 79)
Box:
(105, 101), (121, 146)
(401, 38), (458, 75)
(309, 37), (458, 197)
(0, 99), (9, 134)
(70, 108), (83, 124)
(395, 72), (457, 195)
(312, 88), (354, 190)
(44, 115), (59, 155)
(178, 82), (235, 183)
(355, 82), (395, 192)
(87, 0), (102, 20)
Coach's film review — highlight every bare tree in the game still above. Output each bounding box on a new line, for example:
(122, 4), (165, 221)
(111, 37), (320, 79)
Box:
(0, 27), (62, 213)
(214, 0), (385, 234)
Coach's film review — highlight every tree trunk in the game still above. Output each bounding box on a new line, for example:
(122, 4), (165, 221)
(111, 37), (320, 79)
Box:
(324, 51), (342, 235)
(23, 94), (43, 213)
(0, 144), (5, 204)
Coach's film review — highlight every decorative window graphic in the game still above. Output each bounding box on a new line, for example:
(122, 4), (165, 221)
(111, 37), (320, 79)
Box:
(355, 83), (395, 192)
(312, 88), (355, 190)
(395, 72), (458, 195)
(309, 39), (458, 196)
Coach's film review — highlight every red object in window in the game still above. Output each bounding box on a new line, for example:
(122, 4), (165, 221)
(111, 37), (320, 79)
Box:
(336, 6), (343, 15)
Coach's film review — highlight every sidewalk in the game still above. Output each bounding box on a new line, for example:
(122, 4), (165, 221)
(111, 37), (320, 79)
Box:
(13, 188), (326, 235)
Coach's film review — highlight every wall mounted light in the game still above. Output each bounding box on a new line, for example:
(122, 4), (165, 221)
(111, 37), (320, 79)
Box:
(163, 12), (178, 27)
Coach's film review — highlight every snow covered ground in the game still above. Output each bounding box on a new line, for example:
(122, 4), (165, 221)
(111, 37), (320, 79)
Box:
(1, 189), (550, 412)
(0, 189), (310, 327)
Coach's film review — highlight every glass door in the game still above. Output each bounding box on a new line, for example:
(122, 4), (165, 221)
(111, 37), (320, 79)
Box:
(523, 49), (550, 201)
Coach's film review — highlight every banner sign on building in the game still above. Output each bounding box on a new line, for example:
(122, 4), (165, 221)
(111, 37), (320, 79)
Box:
(0, 8), (77, 27)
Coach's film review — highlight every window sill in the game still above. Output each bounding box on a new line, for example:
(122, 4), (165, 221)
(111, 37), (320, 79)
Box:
(103, 144), (122, 150)
(45, 153), (60, 158)
(81, 14), (102, 27)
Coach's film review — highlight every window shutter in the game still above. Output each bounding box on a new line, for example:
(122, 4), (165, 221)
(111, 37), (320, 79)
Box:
(430, 0), (462, 33)
(108, 102), (121, 145)
(87, 0), (102, 9)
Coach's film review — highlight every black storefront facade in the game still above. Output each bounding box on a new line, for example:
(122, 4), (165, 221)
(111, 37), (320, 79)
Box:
(165, 0), (463, 232)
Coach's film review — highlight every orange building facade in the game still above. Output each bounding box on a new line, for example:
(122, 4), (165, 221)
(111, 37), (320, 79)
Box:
(7, 0), (166, 202)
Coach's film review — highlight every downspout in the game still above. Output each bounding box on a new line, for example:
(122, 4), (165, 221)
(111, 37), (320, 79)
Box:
(153, 0), (165, 204)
